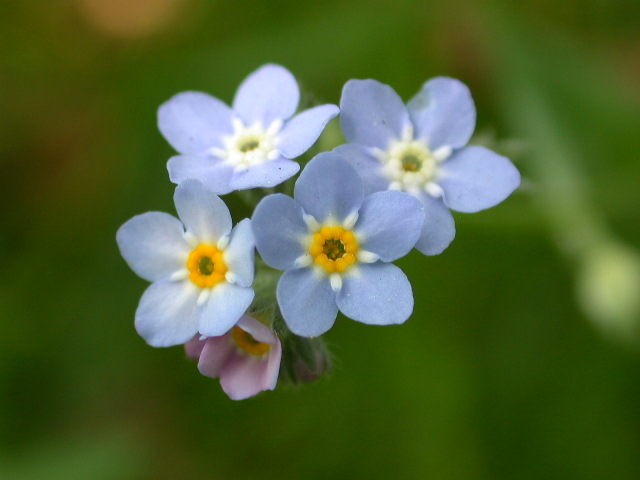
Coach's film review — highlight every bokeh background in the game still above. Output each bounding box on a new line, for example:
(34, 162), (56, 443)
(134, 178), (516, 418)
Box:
(2, 1), (640, 479)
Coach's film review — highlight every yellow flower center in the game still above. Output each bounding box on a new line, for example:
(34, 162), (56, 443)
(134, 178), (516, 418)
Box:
(186, 244), (227, 288)
(233, 326), (271, 356)
(309, 226), (358, 273)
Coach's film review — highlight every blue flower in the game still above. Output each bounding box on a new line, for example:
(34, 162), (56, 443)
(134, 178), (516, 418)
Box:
(336, 77), (521, 255)
(116, 180), (255, 347)
(251, 153), (425, 337)
(158, 64), (339, 195)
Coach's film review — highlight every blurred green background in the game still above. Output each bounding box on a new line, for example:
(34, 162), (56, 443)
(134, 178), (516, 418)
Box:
(2, 1), (640, 479)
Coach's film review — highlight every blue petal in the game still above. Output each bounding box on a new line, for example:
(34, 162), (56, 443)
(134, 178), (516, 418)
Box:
(199, 283), (255, 337)
(174, 180), (232, 242)
(337, 263), (413, 326)
(135, 280), (200, 347)
(294, 152), (363, 223)
(252, 194), (307, 270)
(278, 104), (340, 158)
(340, 79), (410, 149)
(439, 146), (521, 213)
(167, 155), (235, 195)
(413, 193), (456, 256)
(229, 158), (300, 191)
(232, 64), (299, 126)
(117, 212), (190, 282)
(224, 219), (255, 288)
(277, 268), (338, 337)
(407, 77), (476, 150)
(332, 144), (390, 197)
(158, 91), (233, 155)
(355, 191), (424, 261)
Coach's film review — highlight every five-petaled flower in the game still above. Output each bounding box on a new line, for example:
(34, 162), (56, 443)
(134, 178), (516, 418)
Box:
(116, 180), (255, 347)
(158, 64), (339, 195)
(185, 315), (282, 400)
(251, 152), (425, 337)
(336, 77), (521, 255)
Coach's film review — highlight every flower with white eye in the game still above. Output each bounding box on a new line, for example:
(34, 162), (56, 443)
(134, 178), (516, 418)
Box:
(336, 77), (520, 255)
(116, 180), (255, 347)
(185, 315), (282, 401)
(251, 152), (425, 337)
(158, 64), (339, 194)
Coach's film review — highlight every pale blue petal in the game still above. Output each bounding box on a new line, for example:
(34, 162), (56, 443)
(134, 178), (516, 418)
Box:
(199, 283), (255, 337)
(278, 104), (339, 158)
(117, 212), (190, 282)
(135, 280), (200, 347)
(277, 268), (338, 337)
(167, 155), (235, 195)
(158, 91), (233, 154)
(439, 146), (521, 213)
(355, 191), (424, 262)
(340, 79), (410, 149)
(337, 263), (413, 326)
(224, 219), (255, 288)
(294, 152), (363, 222)
(332, 144), (390, 196)
(229, 158), (299, 190)
(174, 180), (232, 242)
(407, 77), (476, 150)
(414, 193), (456, 256)
(252, 194), (307, 270)
(232, 64), (299, 126)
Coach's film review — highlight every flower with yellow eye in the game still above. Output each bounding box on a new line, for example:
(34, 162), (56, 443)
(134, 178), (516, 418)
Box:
(116, 180), (255, 347)
(158, 64), (338, 195)
(252, 152), (425, 337)
(185, 315), (282, 401)
(336, 77), (520, 255)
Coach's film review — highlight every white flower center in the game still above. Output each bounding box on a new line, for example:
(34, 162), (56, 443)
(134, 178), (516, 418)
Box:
(211, 117), (282, 171)
(373, 125), (451, 197)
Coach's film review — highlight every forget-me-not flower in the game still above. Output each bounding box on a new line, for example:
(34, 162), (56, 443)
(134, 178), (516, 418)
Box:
(185, 315), (282, 401)
(336, 77), (521, 255)
(158, 64), (339, 195)
(116, 180), (255, 347)
(251, 153), (425, 337)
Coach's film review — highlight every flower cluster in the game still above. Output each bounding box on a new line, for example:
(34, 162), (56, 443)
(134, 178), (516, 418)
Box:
(117, 64), (520, 400)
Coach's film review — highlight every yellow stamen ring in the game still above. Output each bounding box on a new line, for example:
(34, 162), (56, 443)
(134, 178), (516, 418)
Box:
(309, 226), (358, 274)
(186, 244), (227, 288)
(233, 326), (271, 356)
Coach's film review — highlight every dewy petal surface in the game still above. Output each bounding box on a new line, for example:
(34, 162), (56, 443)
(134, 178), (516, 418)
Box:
(199, 283), (255, 337)
(337, 263), (413, 326)
(167, 155), (235, 195)
(229, 159), (300, 191)
(174, 180), (232, 242)
(407, 77), (476, 150)
(355, 191), (424, 262)
(439, 146), (521, 213)
(135, 280), (200, 347)
(332, 144), (390, 197)
(277, 268), (338, 337)
(117, 212), (190, 282)
(294, 153), (363, 223)
(413, 193), (456, 256)
(252, 194), (308, 270)
(278, 104), (340, 158)
(340, 79), (410, 149)
(223, 219), (255, 288)
(232, 64), (299, 126)
(158, 91), (233, 154)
